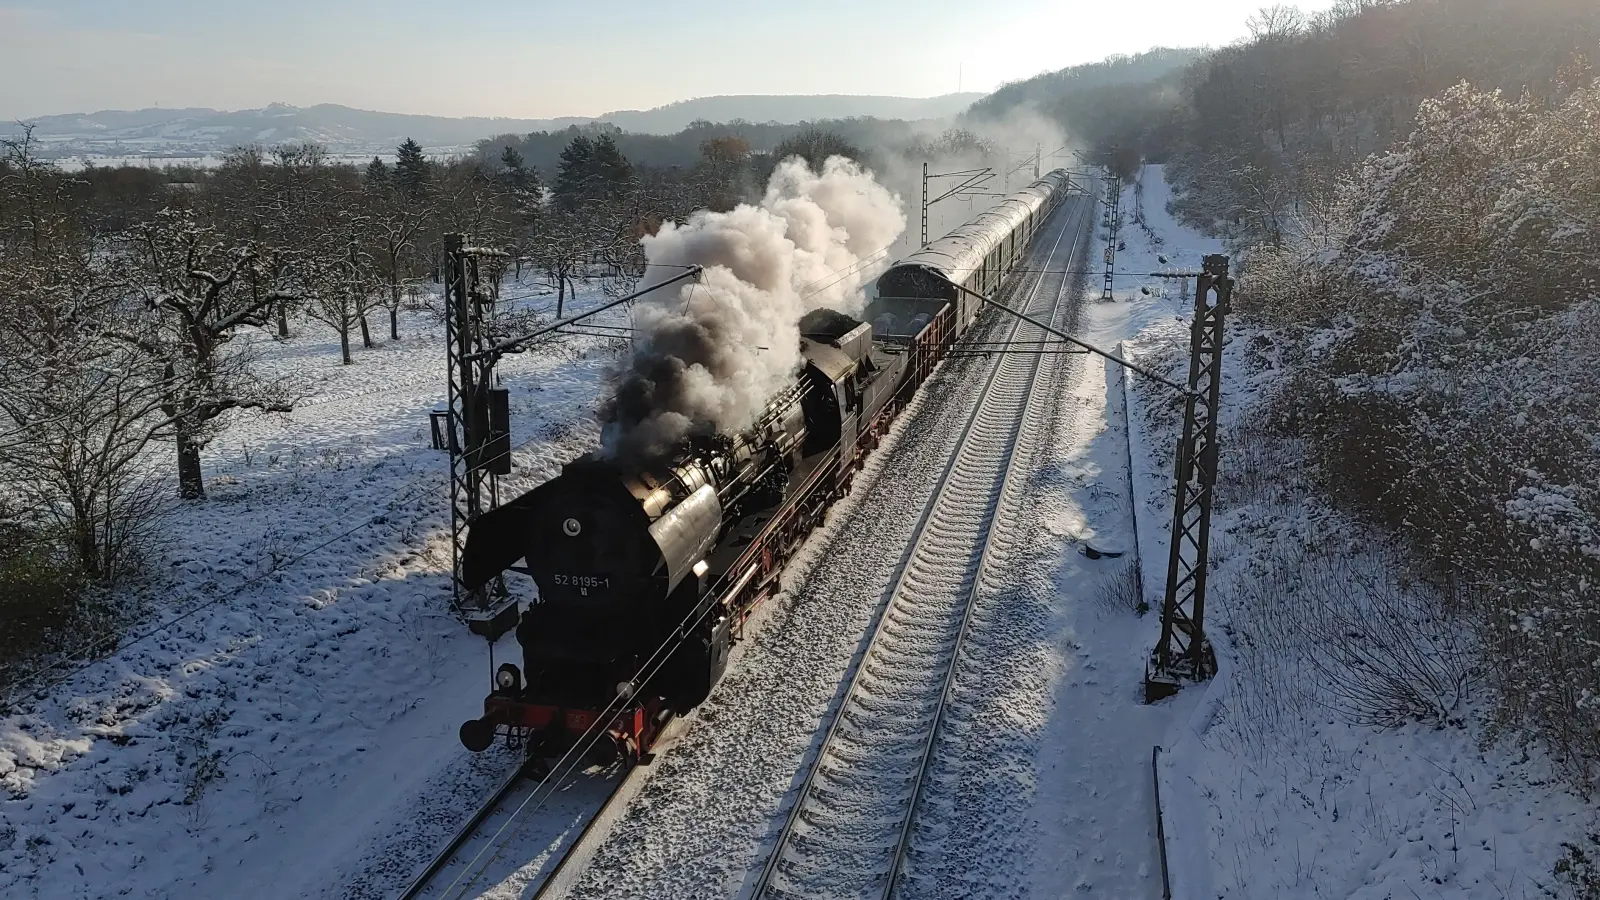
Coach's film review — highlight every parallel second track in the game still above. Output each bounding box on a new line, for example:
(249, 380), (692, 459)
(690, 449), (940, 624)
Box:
(752, 193), (1094, 900)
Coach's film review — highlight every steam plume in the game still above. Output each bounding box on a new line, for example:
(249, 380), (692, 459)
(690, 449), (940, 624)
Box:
(601, 156), (905, 465)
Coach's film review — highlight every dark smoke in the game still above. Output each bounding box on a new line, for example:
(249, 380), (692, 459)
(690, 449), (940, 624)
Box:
(600, 156), (905, 467)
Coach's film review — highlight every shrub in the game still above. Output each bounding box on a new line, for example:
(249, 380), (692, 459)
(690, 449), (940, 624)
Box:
(1232, 78), (1600, 788)
(1096, 560), (1146, 616)
(1298, 555), (1479, 729)
(1555, 833), (1600, 900)
(0, 523), (88, 692)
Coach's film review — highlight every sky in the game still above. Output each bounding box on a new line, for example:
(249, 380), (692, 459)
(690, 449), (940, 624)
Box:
(1, 0), (1341, 120)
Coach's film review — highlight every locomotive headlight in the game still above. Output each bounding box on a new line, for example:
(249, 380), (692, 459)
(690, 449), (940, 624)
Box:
(495, 663), (522, 693)
(692, 559), (709, 578)
(562, 518), (582, 537)
(616, 681), (636, 700)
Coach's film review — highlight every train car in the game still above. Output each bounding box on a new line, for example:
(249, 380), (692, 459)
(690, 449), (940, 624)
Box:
(455, 170), (1075, 765)
(876, 168), (1070, 328)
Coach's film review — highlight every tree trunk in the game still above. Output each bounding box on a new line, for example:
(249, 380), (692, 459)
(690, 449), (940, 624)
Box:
(177, 426), (206, 500)
(277, 301), (289, 338)
(359, 313), (373, 348)
(557, 274), (567, 318)
(389, 273), (403, 340)
(72, 504), (101, 577)
(339, 323), (352, 365)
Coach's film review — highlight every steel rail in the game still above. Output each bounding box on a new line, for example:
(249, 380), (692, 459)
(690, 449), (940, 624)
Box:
(526, 776), (628, 900)
(395, 759), (535, 900)
(395, 756), (634, 900)
(884, 192), (1094, 896)
(749, 192), (1093, 900)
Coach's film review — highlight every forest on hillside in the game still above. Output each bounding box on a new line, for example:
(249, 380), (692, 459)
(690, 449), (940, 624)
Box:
(1005, 0), (1600, 800)
(472, 115), (987, 175)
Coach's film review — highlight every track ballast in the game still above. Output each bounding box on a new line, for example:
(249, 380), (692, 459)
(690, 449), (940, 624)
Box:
(751, 195), (1094, 900)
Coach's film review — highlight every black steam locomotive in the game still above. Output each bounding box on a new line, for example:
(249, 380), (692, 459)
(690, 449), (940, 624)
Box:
(457, 170), (1075, 763)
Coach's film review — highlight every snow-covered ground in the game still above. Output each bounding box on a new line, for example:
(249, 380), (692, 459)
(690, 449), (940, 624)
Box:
(0, 279), (629, 898)
(530, 201), (1096, 900)
(6, 166), (1590, 900)
(1117, 170), (1597, 899)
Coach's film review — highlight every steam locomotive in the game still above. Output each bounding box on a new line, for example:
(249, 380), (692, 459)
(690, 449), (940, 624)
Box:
(456, 170), (1076, 764)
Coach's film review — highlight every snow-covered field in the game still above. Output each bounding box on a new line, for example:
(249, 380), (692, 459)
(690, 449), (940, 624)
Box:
(0, 280), (629, 898)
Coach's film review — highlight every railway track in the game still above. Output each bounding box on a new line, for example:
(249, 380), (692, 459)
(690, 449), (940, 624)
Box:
(394, 755), (626, 900)
(395, 761), (531, 900)
(750, 194), (1092, 900)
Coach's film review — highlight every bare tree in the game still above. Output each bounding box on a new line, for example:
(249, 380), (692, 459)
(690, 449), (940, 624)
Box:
(0, 126), (173, 580)
(1246, 4), (1306, 41)
(772, 127), (865, 169)
(0, 253), (174, 580)
(695, 136), (752, 211)
(532, 206), (602, 316)
(366, 187), (431, 340)
(115, 210), (296, 499)
(302, 223), (382, 366)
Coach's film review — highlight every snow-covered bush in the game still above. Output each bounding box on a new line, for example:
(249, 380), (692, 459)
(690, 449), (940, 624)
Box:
(1236, 78), (1600, 788)
(1095, 560), (1146, 616)
(1556, 833), (1600, 900)
(1299, 554), (1479, 728)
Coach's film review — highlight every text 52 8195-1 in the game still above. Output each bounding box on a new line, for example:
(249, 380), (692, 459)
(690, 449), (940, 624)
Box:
(553, 574), (610, 589)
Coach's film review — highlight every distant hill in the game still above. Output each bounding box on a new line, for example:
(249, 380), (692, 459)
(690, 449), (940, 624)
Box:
(962, 47), (1208, 169)
(3, 94), (985, 160)
(964, 48), (1206, 123)
(598, 94), (984, 133)
(1, 103), (565, 158)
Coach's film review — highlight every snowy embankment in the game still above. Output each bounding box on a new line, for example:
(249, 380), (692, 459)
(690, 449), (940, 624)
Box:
(1119, 172), (1596, 898)
(1002, 167), (1223, 897)
(0, 281), (626, 898)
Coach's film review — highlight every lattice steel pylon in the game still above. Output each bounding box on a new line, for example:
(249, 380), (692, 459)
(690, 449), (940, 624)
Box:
(444, 234), (516, 638)
(1145, 254), (1232, 703)
(922, 162), (929, 248)
(1101, 177), (1122, 301)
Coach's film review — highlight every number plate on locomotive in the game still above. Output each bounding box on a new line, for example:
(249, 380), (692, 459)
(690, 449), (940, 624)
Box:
(552, 574), (611, 590)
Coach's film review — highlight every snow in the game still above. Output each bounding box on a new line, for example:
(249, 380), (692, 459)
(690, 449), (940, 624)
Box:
(1116, 171), (1596, 899)
(0, 279), (629, 898)
(510, 198), (1097, 899)
(521, 173), (1228, 899)
(4, 166), (1591, 900)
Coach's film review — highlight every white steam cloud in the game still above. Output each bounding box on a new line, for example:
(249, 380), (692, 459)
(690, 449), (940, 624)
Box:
(601, 156), (906, 465)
